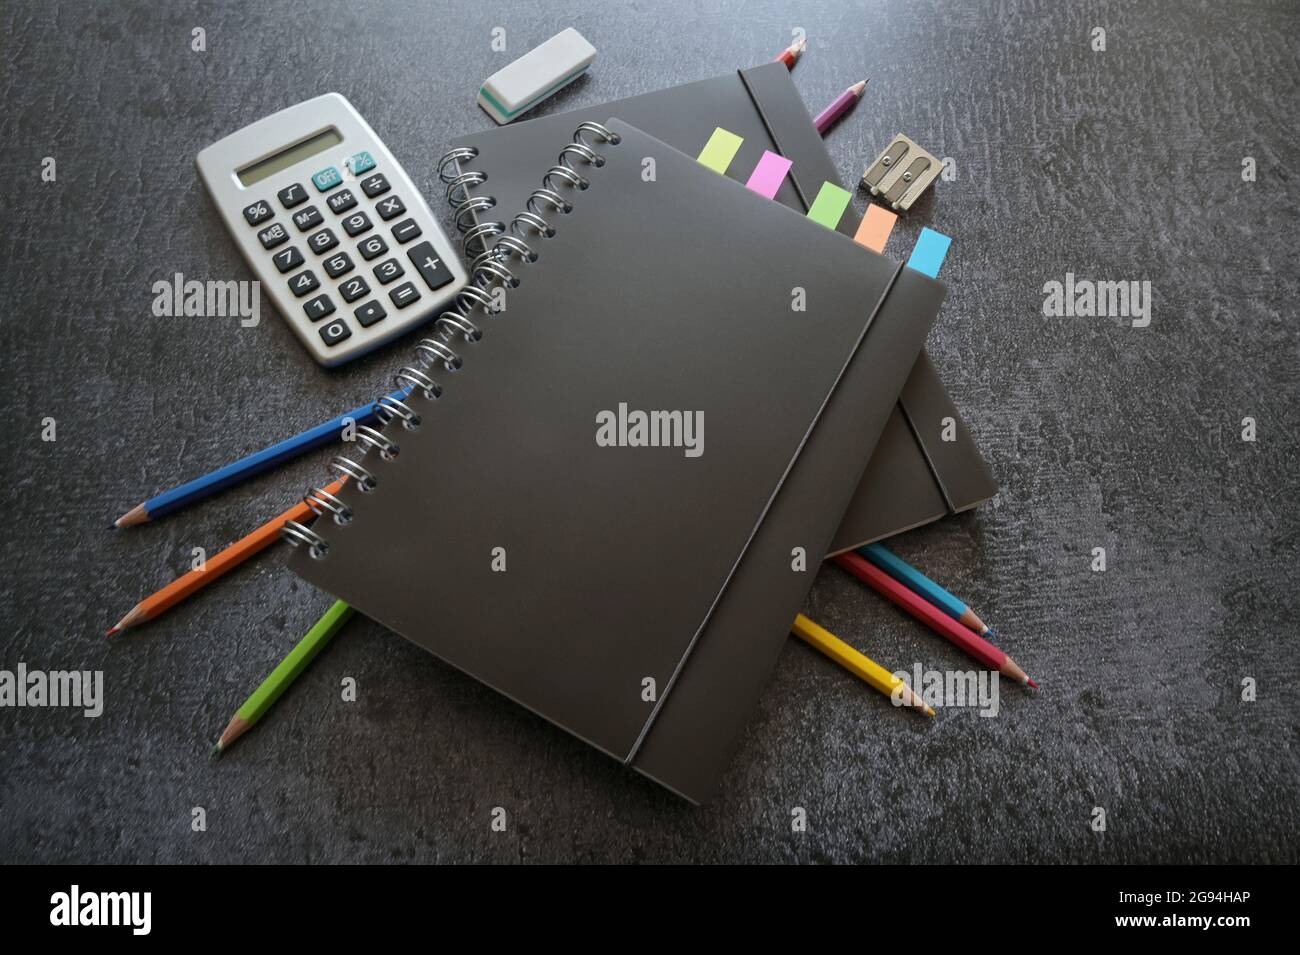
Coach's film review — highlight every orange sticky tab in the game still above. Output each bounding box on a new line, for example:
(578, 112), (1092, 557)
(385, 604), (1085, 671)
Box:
(853, 204), (898, 253)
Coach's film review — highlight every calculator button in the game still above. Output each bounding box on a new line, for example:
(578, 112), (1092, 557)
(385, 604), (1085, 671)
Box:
(375, 195), (406, 221)
(388, 282), (421, 309)
(373, 258), (405, 285)
(407, 242), (455, 291)
(339, 276), (371, 303)
(360, 174), (390, 198)
(346, 151), (376, 176)
(292, 205), (323, 232)
(391, 218), (422, 244)
(319, 318), (352, 347)
(307, 228), (339, 255)
(277, 183), (308, 209)
(358, 235), (388, 260)
(323, 251), (354, 278)
(342, 211), (373, 237)
(257, 222), (289, 249)
(288, 269), (320, 297)
(303, 293), (336, 322)
(326, 189), (358, 214)
(272, 246), (304, 274)
(243, 200), (273, 226)
(354, 300), (387, 327)
(312, 166), (343, 192)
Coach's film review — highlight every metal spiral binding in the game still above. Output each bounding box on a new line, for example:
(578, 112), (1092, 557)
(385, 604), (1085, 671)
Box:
(283, 123), (622, 559)
(436, 144), (505, 258)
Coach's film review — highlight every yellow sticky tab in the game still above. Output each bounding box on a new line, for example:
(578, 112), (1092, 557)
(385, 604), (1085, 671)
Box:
(697, 127), (744, 174)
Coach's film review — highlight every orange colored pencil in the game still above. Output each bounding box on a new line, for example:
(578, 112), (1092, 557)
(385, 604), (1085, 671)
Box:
(107, 479), (345, 636)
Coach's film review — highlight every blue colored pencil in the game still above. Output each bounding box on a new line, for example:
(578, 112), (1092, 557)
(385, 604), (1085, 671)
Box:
(114, 389), (408, 527)
(857, 542), (993, 636)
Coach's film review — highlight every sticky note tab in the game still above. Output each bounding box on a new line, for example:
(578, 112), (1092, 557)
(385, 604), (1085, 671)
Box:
(853, 204), (898, 253)
(698, 127), (744, 174)
(745, 151), (793, 199)
(906, 227), (952, 278)
(806, 182), (854, 230)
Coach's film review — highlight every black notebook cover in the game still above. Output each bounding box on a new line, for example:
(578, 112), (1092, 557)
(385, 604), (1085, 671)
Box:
(446, 62), (997, 551)
(289, 121), (938, 775)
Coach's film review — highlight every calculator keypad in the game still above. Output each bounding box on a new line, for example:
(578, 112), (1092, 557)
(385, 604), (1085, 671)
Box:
(342, 211), (372, 237)
(373, 258), (404, 285)
(277, 183), (308, 208)
(303, 294), (335, 321)
(272, 246), (304, 273)
(407, 242), (455, 291)
(235, 142), (458, 366)
(358, 235), (388, 260)
(292, 205), (324, 231)
(354, 301), (386, 327)
(339, 276), (370, 303)
(319, 318), (352, 347)
(289, 270), (320, 297)
(389, 282), (421, 309)
(375, 195), (406, 221)
(346, 151), (376, 176)
(312, 166), (343, 192)
(258, 222), (289, 249)
(327, 189), (358, 214)
(243, 200), (273, 225)
(360, 174), (390, 198)
(323, 252), (354, 278)
(308, 228), (339, 254)
(391, 218), (422, 244)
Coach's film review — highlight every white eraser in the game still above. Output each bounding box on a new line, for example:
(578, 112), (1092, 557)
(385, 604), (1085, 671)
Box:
(477, 28), (596, 125)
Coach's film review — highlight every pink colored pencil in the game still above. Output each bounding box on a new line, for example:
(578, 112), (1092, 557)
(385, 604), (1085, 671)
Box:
(813, 79), (869, 135)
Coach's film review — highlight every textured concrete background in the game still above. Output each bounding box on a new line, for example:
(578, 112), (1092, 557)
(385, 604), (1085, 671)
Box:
(1, 0), (1297, 864)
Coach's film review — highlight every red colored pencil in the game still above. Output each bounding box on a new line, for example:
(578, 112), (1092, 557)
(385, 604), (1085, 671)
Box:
(774, 37), (806, 70)
(833, 552), (1038, 688)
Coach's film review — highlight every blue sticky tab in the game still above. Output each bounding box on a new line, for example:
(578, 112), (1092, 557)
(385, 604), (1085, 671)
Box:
(906, 227), (952, 278)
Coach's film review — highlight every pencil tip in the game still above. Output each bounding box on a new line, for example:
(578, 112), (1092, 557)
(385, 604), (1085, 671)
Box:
(114, 504), (149, 528)
(925, 706), (936, 717)
(105, 626), (119, 638)
(209, 743), (223, 760)
(1027, 678), (1040, 689)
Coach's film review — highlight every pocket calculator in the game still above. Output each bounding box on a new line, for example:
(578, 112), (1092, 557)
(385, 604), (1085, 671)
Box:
(197, 93), (467, 367)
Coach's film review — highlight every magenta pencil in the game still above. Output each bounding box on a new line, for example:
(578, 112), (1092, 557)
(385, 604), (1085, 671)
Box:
(813, 79), (868, 135)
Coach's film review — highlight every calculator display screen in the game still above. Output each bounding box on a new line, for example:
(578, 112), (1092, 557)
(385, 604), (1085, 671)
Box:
(237, 129), (343, 187)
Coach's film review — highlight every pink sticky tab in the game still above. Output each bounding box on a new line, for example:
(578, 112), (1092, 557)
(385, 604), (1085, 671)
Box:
(745, 151), (793, 199)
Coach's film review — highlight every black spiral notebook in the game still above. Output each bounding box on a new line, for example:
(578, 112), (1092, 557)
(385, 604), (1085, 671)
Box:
(288, 120), (942, 800)
(443, 62), (997, 551)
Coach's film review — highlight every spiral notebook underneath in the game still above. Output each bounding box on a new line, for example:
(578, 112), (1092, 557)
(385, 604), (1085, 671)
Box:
(444, 61), (997, 551)
(289, 120), (942, 796)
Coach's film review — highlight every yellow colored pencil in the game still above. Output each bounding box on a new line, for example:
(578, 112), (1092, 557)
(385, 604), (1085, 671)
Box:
(791, 613), (934, 716)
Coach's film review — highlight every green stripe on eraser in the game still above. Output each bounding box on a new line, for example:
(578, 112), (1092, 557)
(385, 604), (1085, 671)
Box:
(806, 182), (854, 230)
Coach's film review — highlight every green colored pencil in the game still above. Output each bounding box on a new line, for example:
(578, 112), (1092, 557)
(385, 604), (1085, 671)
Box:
(211, 599), (355, 757)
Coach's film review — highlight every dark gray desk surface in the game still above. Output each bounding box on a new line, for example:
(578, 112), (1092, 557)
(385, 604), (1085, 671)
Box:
(2, 0), (1296, 864)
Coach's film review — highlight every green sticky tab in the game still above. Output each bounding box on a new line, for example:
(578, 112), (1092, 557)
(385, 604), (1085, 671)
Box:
(697, 127), (744, 174)
(806, 182), (854, 230)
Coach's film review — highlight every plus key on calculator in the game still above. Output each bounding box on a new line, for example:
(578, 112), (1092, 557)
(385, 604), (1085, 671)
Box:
(197, 93), (467, 367)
